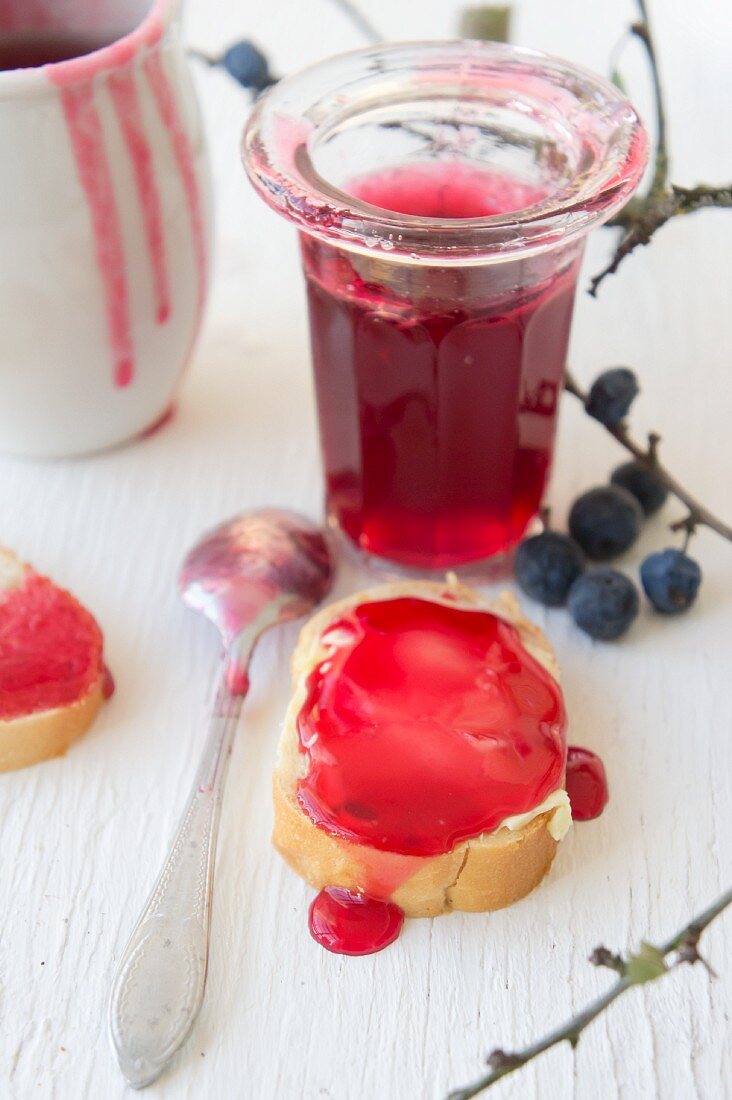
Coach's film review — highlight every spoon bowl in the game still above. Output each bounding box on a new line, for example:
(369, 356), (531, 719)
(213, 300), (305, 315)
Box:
(179, 509), (333, 645)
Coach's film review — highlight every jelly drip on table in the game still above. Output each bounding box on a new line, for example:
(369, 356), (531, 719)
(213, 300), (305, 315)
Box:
(565, 746), (609, 821)
(308, 887), (404, 956)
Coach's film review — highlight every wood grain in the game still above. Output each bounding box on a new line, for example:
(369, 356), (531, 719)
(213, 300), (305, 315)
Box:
(0, 2), (730, 1098)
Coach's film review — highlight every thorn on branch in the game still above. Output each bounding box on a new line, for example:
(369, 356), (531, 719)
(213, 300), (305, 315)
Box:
(630, 20), (650, 44)
(647, 432), (661, 462)
(486, 1049), (521, 1071)
(590, 946), (626, 974)
(675, 929), (718, 978)
(669, 513), (698, 538)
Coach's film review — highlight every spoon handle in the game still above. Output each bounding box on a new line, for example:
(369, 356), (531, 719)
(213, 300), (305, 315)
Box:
(109, 640), (252, 1089)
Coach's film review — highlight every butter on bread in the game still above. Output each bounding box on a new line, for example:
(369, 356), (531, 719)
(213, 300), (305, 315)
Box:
(273, 579), (570, 918)
(0, 548), (105, 773)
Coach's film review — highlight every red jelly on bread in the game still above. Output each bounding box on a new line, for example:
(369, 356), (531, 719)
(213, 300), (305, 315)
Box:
(297, 596), (567, 855)
(0, 548), (108, 772)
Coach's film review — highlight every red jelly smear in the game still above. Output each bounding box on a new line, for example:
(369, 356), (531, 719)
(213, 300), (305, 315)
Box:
(102, 666), (116, 700)
(303, 163), (578, 568)
(227, 662), (250, 696)
(0, 570), (104, 721)
(297, 597), (566, 856)
(565, 746), (608, 821)
(308, 887), (404, 956)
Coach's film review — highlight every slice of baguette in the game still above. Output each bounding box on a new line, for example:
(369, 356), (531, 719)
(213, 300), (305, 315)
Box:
(274, 579), (570, 918)
(0, 548), (105, 773)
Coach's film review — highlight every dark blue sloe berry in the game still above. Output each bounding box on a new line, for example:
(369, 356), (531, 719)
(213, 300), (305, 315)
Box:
(568, 569), (640, 640)
(221, 41), (275, 93)
(568, 485), (643, 560)
(610, 460), (668, 516)
(514, 531), (585, 607)
(586, 368), (639, 426)
(640, 548), (702, 614)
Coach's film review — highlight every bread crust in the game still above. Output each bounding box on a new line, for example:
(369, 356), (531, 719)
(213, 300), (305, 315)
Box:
(0, 678), (104, 774)
(274, 579), (568, 917)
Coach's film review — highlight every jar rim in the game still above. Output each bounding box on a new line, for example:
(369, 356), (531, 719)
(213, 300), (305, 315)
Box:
(242, 39), (648, 262)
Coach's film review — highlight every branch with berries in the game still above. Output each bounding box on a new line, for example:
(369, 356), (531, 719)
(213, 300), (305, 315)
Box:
(512, 0), (731, 641)
(564, 369), (732, 545)
(447, 886), (732, 1099)
(516, 367), (712, 641)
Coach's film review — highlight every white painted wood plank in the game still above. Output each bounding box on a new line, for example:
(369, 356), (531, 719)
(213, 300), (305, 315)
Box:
(0, 2), (730, 1099)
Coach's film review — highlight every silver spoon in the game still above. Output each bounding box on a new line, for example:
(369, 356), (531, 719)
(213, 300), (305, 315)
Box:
(109, 509), (333, 1088)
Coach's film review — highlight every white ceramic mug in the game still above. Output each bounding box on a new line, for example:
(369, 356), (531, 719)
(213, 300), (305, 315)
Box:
(0, 0), (210, 457)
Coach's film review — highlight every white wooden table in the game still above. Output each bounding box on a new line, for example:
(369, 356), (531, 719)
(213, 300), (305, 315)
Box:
(2, 2), (731, 1097)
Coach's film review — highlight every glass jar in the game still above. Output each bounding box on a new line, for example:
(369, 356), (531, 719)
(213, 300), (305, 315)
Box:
(243, 40), (647, 571)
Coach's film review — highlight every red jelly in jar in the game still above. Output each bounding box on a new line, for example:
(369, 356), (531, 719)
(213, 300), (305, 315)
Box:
(304, 164), (578, 568)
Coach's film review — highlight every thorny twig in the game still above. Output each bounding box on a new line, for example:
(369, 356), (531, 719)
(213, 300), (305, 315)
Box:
(447, 887), (732, 1099)
(591, 183), (732, 296)
(590, 0), (732, 294)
